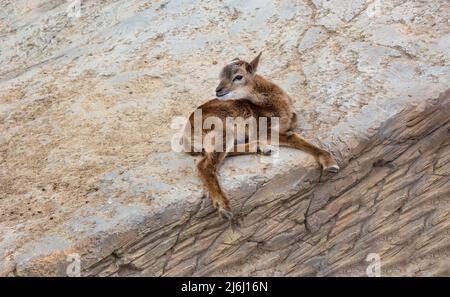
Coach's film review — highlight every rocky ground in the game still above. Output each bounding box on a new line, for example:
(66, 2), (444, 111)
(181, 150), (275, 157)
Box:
(0, 0), (449, 276)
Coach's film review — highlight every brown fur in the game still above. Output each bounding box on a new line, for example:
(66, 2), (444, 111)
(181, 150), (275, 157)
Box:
(183, 53), (339, 219)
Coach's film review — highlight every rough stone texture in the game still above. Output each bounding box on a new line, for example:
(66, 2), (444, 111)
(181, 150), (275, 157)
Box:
(0, 0), (449, 276)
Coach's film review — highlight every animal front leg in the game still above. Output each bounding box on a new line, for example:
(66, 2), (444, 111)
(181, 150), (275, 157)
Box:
(227, 141), (272, 156)
(197, 152), (233, 220)
(278, 132), (340, 173)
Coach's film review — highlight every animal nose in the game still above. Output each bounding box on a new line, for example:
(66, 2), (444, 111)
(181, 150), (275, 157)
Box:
(216, 86), (223, 93)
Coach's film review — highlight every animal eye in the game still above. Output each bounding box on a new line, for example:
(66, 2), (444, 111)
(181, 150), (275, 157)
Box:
(233, 75), (243, 81)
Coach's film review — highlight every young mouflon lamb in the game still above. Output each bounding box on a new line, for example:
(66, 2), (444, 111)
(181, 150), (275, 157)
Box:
(183, 53), (339, 219)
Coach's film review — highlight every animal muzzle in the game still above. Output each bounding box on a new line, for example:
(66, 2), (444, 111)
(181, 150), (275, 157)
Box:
(215, 85), (229, 97)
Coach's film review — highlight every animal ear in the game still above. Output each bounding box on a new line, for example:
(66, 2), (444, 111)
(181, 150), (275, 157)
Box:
(247, 52), (262, 74)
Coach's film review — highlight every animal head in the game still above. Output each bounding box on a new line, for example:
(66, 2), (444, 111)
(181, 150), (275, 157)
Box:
(215, 52), (262, 100)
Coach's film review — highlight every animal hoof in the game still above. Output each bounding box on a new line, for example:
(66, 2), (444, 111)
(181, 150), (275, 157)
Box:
(262, 146), (273, 156)
(218, 208), (233, 220)
(324, 164), (340, 173)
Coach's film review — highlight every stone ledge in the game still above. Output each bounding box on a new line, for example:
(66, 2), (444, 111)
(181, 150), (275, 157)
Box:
(5, 90), (448, 277)
(85, 90), (450, 277)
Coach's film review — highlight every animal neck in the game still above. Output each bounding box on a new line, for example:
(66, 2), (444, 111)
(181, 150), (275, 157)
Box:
(245, 75), (286, 107)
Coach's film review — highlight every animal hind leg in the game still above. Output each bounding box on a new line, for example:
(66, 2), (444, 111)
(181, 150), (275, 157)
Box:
(197, 151), (233, 219)
(278, 132), (339, 173)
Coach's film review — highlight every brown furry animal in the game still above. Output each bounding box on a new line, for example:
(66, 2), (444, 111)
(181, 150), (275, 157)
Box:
(183, 52), (339, 219)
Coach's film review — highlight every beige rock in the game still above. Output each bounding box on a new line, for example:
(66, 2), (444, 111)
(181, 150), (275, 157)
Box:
(0, 0), (449, 276)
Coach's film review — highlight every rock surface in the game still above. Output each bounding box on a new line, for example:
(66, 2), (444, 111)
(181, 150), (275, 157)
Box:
(0, 0), (449, 276)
